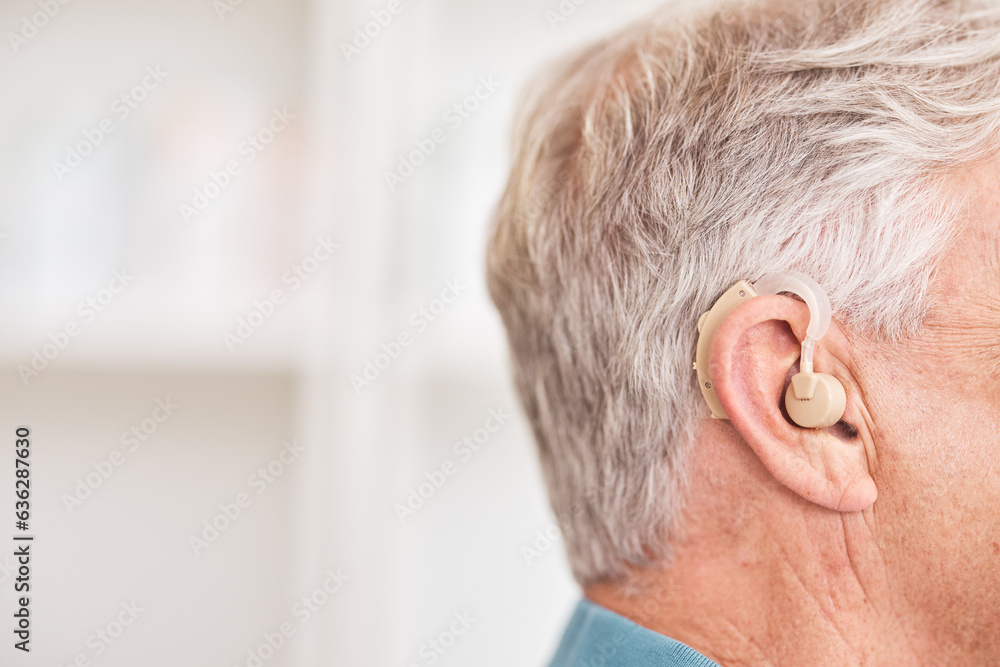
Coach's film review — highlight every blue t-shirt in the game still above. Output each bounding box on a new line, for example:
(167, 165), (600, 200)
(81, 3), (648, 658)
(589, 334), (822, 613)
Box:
(549, 599), (722, 667)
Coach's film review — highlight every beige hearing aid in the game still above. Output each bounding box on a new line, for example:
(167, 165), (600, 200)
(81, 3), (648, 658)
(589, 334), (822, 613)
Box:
(693, 271), (846, 429)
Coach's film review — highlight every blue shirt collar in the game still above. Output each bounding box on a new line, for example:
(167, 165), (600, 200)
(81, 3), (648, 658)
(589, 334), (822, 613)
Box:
(549, 599), (721, 667)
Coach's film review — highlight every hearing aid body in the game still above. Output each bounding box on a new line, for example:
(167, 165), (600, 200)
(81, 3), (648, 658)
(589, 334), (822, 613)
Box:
(694, 271), (846, 429)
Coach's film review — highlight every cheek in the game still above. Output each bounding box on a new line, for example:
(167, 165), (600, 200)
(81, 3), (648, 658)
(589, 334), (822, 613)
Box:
(916, 355), (1000, 478)
(871, 380), (1000, 612)
(899, 381), (1000, 480)
(866, 353), (1000, 495)
(861, 329), (1000, 505)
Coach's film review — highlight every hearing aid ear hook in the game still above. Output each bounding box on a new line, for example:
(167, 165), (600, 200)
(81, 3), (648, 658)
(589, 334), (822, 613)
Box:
(694, 270), (846, 429)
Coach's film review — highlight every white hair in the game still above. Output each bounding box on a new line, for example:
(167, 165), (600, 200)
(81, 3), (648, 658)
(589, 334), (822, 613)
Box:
(486, 0), (1000, 585)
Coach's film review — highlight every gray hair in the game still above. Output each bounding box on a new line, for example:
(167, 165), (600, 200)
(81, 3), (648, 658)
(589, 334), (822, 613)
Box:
(486, 0), (1000, 585)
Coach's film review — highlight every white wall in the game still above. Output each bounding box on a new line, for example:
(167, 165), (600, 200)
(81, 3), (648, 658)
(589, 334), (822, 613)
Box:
(0, 0), (665, 665)
(0, 370), (297, 665)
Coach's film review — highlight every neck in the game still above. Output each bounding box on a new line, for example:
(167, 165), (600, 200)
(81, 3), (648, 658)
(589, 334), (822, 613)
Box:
(585, 437), (938, 666)
(586, 513), (926, 665)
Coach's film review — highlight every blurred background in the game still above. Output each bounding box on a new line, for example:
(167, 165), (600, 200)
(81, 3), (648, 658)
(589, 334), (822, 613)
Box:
(0, 0), (662, 664)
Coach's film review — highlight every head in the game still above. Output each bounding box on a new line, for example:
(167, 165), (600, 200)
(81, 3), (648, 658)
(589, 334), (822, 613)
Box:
(487, 0), (1000, 650)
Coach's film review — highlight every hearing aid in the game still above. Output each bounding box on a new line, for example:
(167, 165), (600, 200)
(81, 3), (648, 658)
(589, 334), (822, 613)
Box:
(693, 270), (846, 429)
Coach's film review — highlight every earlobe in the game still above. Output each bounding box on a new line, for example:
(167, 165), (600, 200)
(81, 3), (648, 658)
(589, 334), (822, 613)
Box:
(709, 295), (876, 513)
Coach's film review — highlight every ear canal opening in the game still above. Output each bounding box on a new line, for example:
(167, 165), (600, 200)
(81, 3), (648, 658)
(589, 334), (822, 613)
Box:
(829, 419), (859, 441)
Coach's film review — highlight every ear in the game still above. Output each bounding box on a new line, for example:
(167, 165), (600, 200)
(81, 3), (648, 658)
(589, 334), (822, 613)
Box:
(709, 294), (876, 512)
